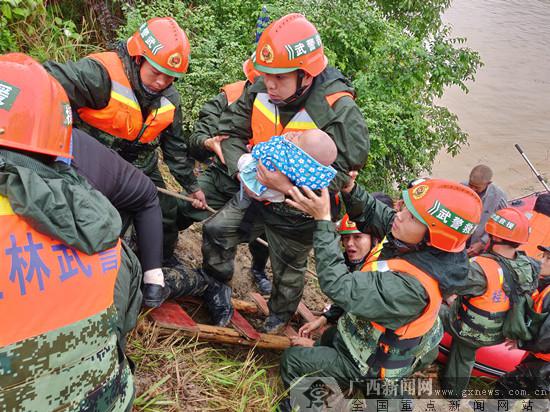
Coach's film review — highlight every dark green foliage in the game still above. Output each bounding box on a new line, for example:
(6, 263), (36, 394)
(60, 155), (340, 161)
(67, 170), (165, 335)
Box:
(121, 0), (481, 192)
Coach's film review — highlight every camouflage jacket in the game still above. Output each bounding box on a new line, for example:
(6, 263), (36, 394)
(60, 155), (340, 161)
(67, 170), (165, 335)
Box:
(0, 151), (134, 411)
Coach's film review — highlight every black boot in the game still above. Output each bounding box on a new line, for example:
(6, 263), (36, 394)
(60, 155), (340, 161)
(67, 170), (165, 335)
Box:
(200, 269), (234, 327)
(251, 268), (272, 295)
(262, 312), (288, 334)
(143, 283), (171, 308)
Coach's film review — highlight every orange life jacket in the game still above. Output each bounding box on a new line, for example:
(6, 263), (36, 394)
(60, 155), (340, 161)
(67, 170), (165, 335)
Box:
(250, 91), (353, 146)
(532, 286), (550, 361)
(77, 52), (176, 144)
(520, 211), (550, 258)
(350, 258), (442, 378)
(0, 195), (121, 347)
(460, 256), (511, 329)
(221, 80), (247, 106)
(362, 259), (443, 340)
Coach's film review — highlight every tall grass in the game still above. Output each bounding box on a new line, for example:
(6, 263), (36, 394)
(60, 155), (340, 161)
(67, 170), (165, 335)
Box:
(2, 2), (103, 61)
(128, 315), (286, 411)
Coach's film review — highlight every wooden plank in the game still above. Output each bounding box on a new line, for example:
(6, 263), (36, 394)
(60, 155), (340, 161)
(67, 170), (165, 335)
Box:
(230, 310), (261, 341)
(156, 321), (291, 351)
(149, 301), (199, 332)
(249, 292), (298, 338)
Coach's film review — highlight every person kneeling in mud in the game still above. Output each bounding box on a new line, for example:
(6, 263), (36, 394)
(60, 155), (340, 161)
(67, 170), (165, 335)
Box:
(292, 201), (392, 347)
(277, 176), (482, 411)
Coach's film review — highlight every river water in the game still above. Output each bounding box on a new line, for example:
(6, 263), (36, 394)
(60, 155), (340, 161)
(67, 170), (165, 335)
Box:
(431, 0), (550, 197)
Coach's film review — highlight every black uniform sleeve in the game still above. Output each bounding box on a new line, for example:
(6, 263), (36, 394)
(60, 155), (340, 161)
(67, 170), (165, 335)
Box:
(188, 92), (229, 161)
(70, 128), (163, 271)
(522, 293), (550, 354)
(322, 304), (345, 323)
(160, 102), (199, 193)
(43, 58), (111, 110)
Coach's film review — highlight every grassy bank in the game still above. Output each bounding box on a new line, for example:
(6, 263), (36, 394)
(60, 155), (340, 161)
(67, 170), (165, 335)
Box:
(128, 314), (286, 411)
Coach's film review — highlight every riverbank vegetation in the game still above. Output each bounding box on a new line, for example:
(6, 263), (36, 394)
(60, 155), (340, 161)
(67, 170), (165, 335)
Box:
(2, 0), (481, 192)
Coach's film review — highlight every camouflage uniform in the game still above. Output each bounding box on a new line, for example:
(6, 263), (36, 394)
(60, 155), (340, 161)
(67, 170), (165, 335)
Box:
(280, 184), (474, 397)
(440, 253), (539, 397)
(0, 150), (141, 411)
(203, 67), (370, 322)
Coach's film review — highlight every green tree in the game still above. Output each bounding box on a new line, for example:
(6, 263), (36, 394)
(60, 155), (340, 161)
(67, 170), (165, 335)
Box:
(121, 0), (481, 191)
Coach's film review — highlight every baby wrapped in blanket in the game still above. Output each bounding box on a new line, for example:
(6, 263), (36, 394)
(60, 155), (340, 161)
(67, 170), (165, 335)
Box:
(238, 129), (337, 202)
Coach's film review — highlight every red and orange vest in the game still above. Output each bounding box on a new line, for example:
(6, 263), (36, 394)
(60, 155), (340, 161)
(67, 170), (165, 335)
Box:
(221, 80), (247, 106)
(78, 52), (175, 144)
(532, 286), (550, 361)
(250, 91), (353, 146)
(338, 257), (443, 378)
(362, 259), (443, 341)
(460, 256), (511, 332)
(0, 194), (121, 347)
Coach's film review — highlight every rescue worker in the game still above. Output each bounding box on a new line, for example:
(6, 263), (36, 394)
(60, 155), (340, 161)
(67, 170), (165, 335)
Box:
(200, 13), (370, 330)
(520, 193), (550, 257)
(279, 177), (482, 411)
(0, 53), (139, 411)
(293, 213), (379, 347)
(177, 58), (272, 295)
(43, 17), (206, 297)
(496, 244), (550, 407)
(464, 164), (508, 256)
(440, 208), (539, 398)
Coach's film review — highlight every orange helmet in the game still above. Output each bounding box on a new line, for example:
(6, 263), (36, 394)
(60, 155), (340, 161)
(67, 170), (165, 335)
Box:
(127, 17), (190, 78)
(402, 179), (482, 252)
(486, 208), (530, 244)
(0, 53), (72, 158)
(254, 13), (328, 76)
(338, 214), (361, 235)
(243, 53), (261, 83)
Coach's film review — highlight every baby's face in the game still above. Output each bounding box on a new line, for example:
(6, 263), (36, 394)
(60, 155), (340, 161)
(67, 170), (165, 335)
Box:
(283, 132), (305, 149)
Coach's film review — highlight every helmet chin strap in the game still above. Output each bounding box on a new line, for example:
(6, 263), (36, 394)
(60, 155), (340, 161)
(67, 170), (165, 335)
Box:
(271, 70), (308, 107)
(388, 232), (428, 254)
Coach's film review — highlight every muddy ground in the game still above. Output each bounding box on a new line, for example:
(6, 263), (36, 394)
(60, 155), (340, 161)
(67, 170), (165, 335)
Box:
(173, 221), (328, 314)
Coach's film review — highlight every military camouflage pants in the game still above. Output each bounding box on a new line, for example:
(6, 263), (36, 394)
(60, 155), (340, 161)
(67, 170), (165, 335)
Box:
(170, 165), (269, 271)
(439, 304), (494, 398)
(202, 193), (314, 321)
(280, 326), (363, 390)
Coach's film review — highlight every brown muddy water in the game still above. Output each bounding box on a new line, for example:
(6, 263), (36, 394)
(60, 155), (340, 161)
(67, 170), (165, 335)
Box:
(431, 0), (550, 198)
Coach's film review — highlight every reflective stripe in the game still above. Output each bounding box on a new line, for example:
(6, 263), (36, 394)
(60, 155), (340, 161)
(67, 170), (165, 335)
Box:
(254, 93), (279, 124)
(156, 97), (176, 115)
(78, 52), (176, 144)
(285, 110), (317, 130)
(111, 81), (140, 110)
(0, 196), (14, 216)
